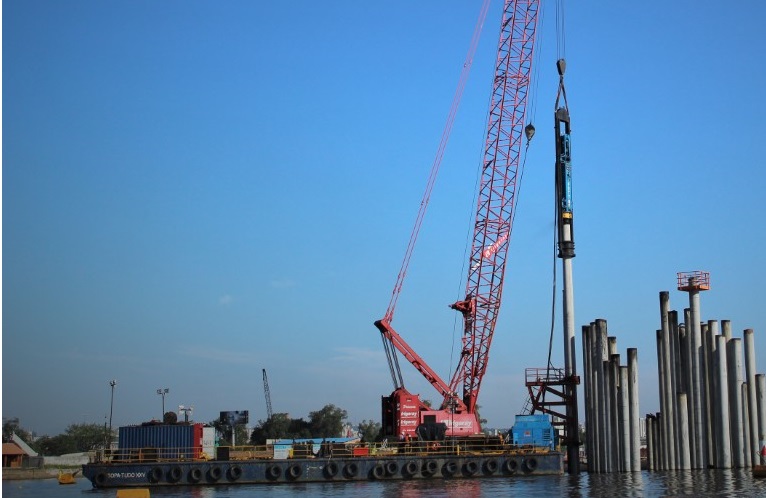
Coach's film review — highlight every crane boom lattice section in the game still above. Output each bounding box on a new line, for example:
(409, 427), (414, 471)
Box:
(449, 0), (539, 414)
(262, 369), (273, 420)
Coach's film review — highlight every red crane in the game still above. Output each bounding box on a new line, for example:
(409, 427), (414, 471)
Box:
(376, 0), (540, 439)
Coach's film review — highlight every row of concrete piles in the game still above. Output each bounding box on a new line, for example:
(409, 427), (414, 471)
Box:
(581, 319), (641, 473)
(648, 289), (766, 470)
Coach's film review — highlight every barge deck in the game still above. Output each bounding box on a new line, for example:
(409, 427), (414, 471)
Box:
(83, 441), (563, 488)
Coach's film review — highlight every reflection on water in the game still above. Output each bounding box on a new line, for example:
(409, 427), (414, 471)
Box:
(4, 469), (766, 498)
(575, 469), (764, 498)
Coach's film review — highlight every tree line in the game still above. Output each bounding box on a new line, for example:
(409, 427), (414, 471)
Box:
(3, 404), (382, 456)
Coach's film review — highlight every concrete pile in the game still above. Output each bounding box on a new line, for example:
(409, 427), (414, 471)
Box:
(647, 287), (766, 470)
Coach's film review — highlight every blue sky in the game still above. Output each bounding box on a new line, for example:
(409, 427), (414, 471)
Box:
(4, 1), (765, 436)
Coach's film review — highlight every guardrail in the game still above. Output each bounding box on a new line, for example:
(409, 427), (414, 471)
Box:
(88, 439), (556, 464)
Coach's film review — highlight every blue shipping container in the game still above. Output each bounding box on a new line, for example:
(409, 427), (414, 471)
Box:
(118, 424), (199, 460)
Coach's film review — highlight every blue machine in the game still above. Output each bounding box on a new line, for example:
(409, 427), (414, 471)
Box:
(510, 414), (557, 450)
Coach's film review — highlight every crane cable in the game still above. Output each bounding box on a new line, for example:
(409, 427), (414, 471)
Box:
(383, 0), (492, 324)
(555, 0), (566, 60)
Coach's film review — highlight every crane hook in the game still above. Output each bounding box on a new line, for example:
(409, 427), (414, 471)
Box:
(525, 123), (536, 142)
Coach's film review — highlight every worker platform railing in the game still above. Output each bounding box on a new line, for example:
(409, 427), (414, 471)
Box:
(525, 367), (566, 386)
(677, 271), (710, 291)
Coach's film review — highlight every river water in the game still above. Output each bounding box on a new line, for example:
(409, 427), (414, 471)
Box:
(5, 469), (765, 497)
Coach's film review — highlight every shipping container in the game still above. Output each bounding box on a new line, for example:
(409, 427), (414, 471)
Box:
(117, 423), (203, 460)
(201, 426), (216, 459)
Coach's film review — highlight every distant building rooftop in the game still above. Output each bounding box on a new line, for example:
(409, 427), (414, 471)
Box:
(3, 442), (26, 456)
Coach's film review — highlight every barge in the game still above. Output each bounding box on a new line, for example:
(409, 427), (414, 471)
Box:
(83, 439), (563, 488)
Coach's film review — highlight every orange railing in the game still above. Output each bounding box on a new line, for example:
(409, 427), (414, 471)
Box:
(677, 271), (710, 291)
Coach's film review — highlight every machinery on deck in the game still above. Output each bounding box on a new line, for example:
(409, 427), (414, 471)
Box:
(375, 0), (541, 439)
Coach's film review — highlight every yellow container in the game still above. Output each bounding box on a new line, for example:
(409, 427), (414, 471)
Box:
(116, 489), (150, 498)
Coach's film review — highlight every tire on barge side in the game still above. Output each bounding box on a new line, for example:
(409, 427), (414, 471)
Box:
(324, 461), (339, 479)
(343, 462), (359, 479)
(422, 459), (438, 476)
(208, 465), (223, 482)
(442, 460), (458, 476)
(403, 460), (419, 477)
(188, 467), (203, 483)
(483, 459), (498, 475)
(266, 464), (282, 481)
(168, 466), (183, 483)
(371, 463), (385, 480)
(149, 466), (163, 483)
(287, 463), (302, 480)
(503, 458), (519, 474)
(228, 465), (243, 481)
(463, 460), (479, 476)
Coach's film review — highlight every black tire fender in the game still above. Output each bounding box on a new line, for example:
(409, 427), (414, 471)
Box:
(149, 467), (163, 483)
(464, 460), (479, 476)
(385, 461), (399, 476)
(266, 465), (281, 480)
(525, 457), (538, 472)
(343, 462), (359, 478)
(404, 460), (419, 476)
(287, 463), (302, 480)
(324, 461), (339, 478)
(372, 464), (385, 479)
(168, 466), (183, 482)
(484, 459), (498, 475)
(189, 467), (202, 483)
(503, 458), (518, 474)
(423, 459), (438, 475)
(229, 465), (242, 480)
(95, 472), (107, 486)
(443, 460), (458, 475)
(209, 466), (223, 481)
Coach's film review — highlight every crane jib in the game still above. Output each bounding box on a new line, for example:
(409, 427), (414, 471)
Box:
(375, 0), (540, 438)
(448, 0), (539, 415)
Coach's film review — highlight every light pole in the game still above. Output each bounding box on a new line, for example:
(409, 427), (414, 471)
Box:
(157, 388), (169, 420)
(108, 380), (117, 441)
(179, 405), (193, 423)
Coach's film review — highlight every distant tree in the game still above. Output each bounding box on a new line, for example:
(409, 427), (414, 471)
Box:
(210, 417), (249, 447)
(163, 411), (178, 424)
(35, 423), (108, 455)
(232, 425), (249, 446)
(250, 413), (291, 445)
(287, 418), (311, 439)
(357, 420), (381, 443)
(209, 418), (227, 437)
(65, 423), (109, 452)
(2, 417), (33, 443)
(35, 434), (76, 456)
(474, 405), (488, 427)
(249, 425), (266, 445)
(309, 404), (347, 438)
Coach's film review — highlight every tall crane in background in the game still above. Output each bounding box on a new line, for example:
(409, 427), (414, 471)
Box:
(375, 0), (540, 439)
(262, 369), (273, 421)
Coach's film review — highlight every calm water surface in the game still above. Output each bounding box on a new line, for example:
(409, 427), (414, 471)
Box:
(5, 470), (765, 497)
